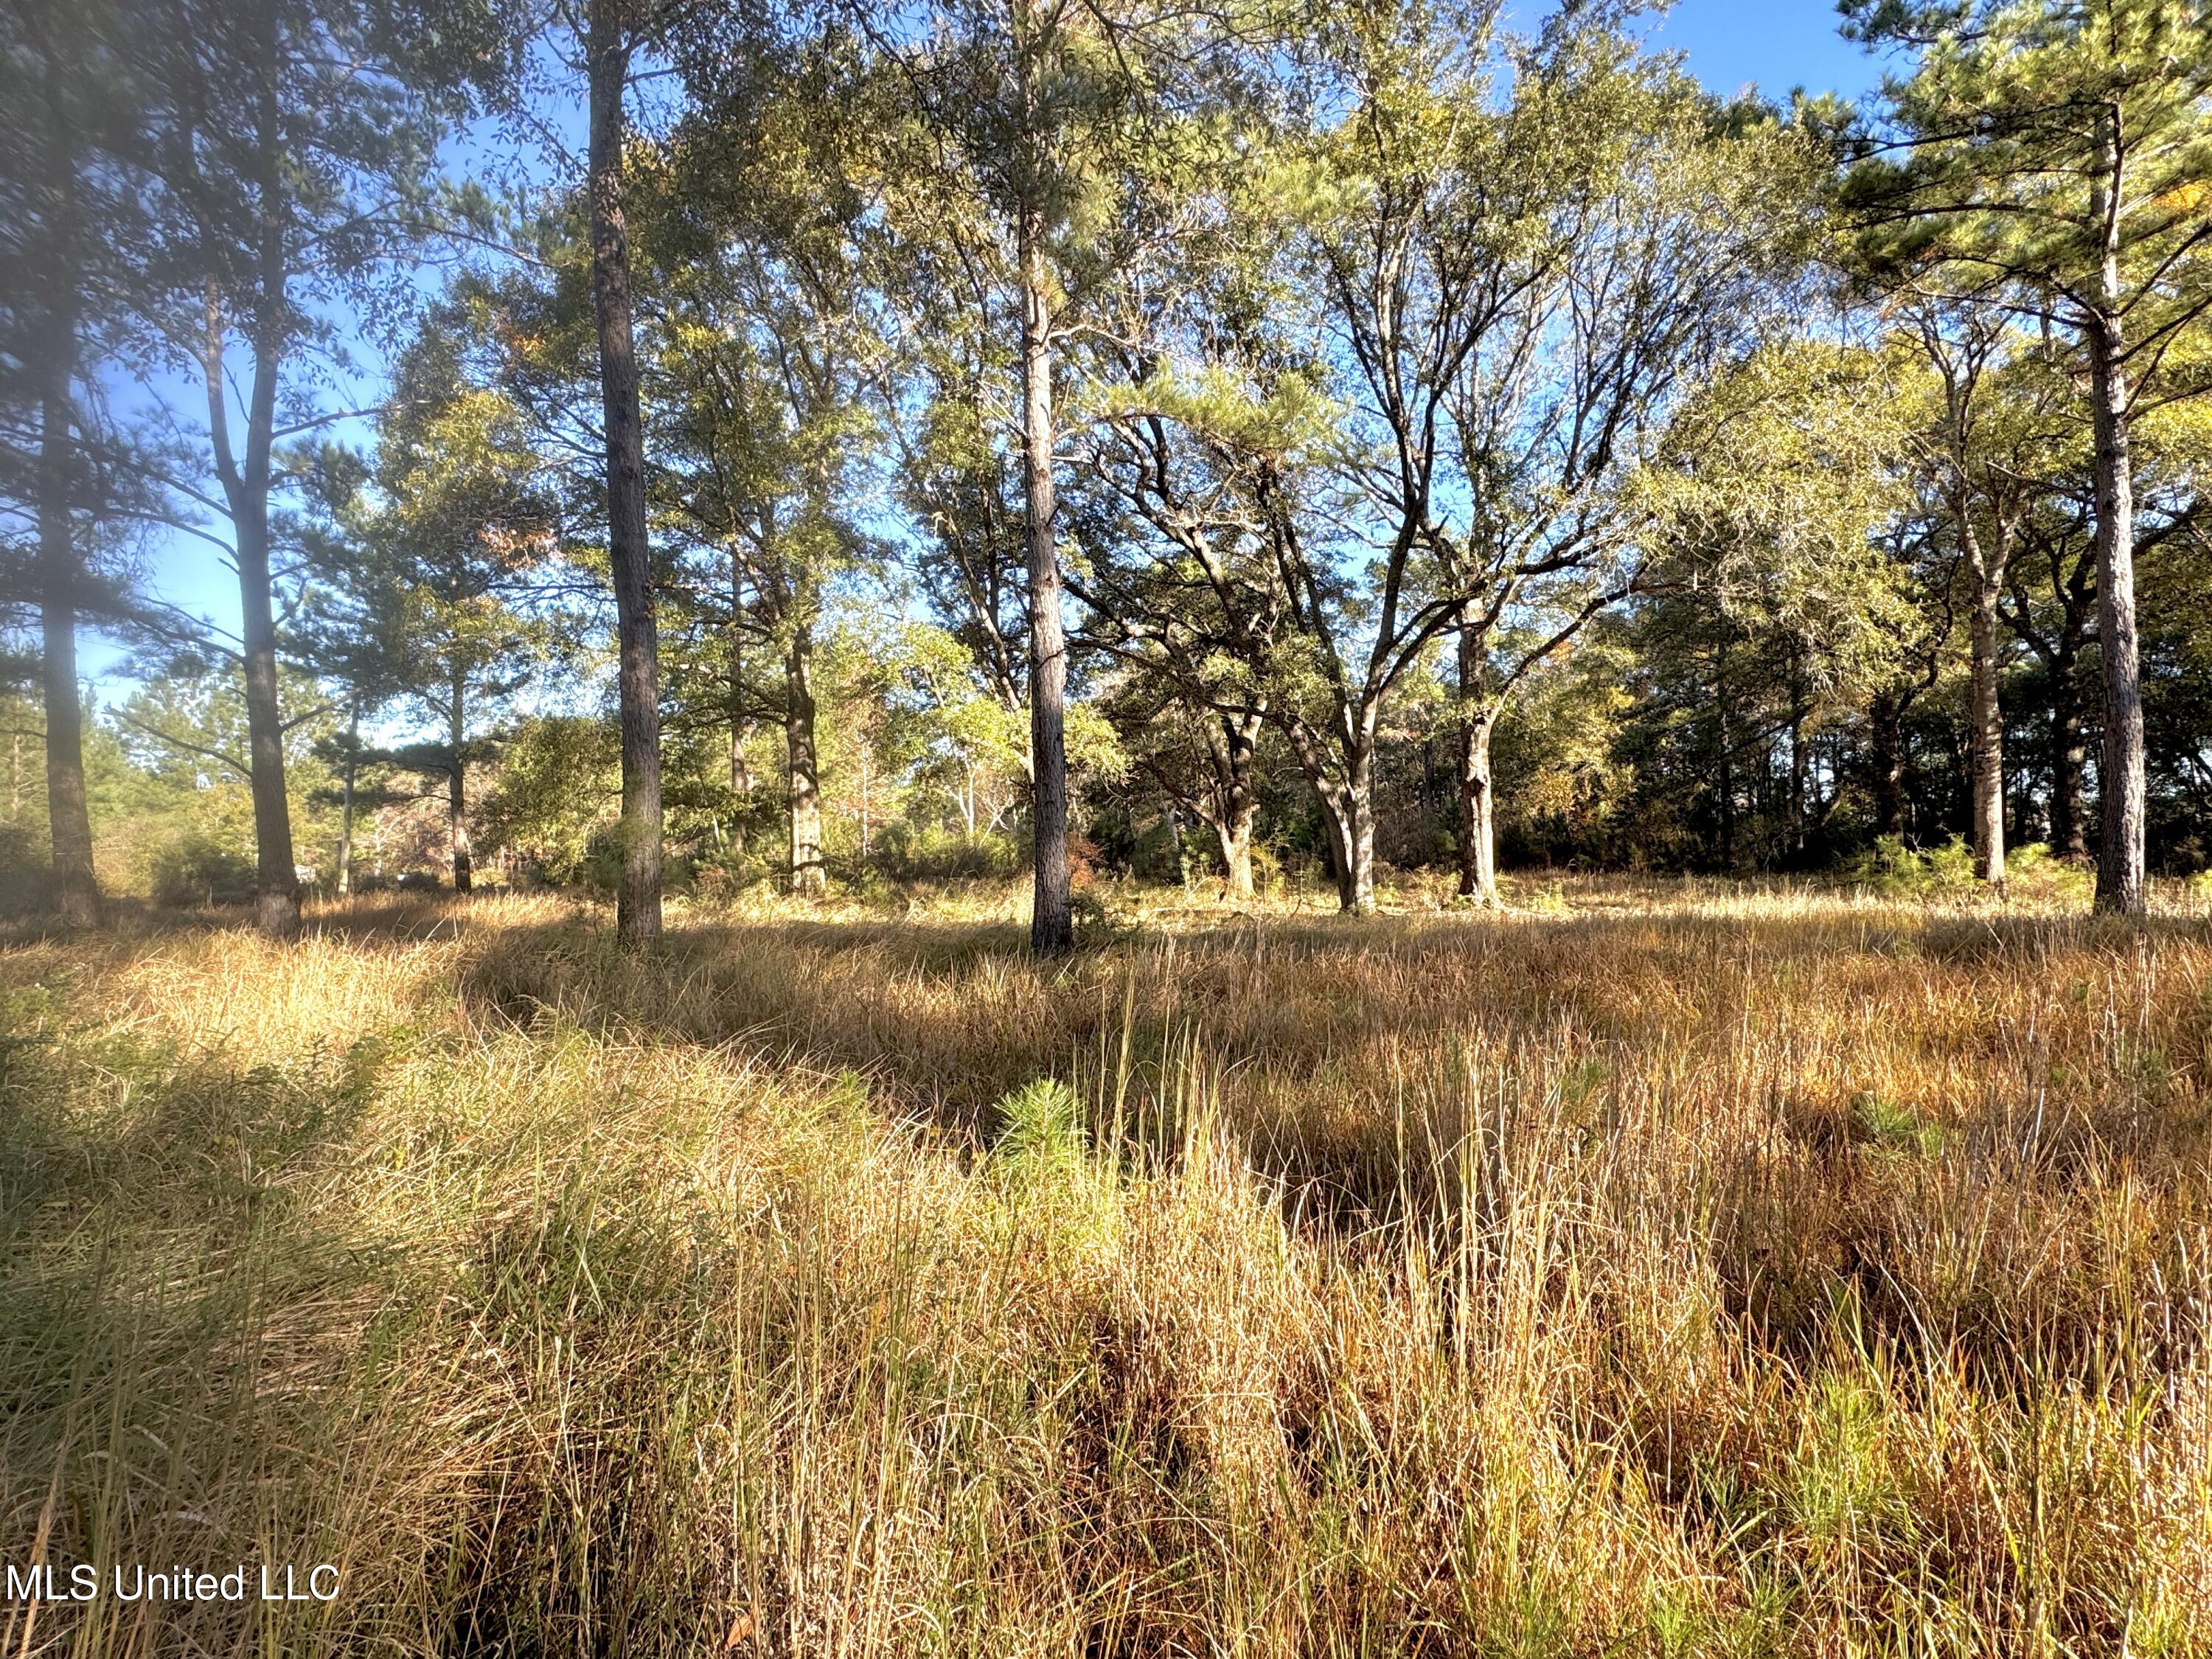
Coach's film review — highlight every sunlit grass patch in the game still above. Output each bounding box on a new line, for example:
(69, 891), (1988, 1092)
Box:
(1, 879), (2208, 1655)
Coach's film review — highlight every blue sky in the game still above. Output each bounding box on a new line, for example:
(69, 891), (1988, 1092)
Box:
(91, 0), (1890, 695)
(1650, 0), (1886, 105)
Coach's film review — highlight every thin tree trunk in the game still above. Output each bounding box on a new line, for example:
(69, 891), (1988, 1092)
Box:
(786, 623), (823, 897)
(235, 492), (299, 936)
(728, 548), (750, 856)
(1960, 507), (2007, 891)
(2088, 133), (2144, 914)
(1018, 204), (1071, 953)
(220, 22), (302, 942)
(448, 767), (472, 893)
(1780, 643), (1807, 862)
(1871, 688), (1906, 839)
(587, 0), (663, 947)
(1715, 634), (1736, 869)
(2050, 633), (2089, 860)
(2090, 325), (2144, 914)
(448, 676), (471, 894)
(335, 698), (358, 897)
(38, 325), (99, 928)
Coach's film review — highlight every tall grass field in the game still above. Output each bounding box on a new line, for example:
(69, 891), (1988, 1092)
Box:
(2, 880), (2208, 1655)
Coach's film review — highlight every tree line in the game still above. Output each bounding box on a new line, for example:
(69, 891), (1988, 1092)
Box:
(4, 0), (2209, 945)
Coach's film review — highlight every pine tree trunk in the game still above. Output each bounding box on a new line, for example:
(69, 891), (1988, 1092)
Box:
(2088, 121), (2144, 916)
(785, 623), (823, 897)
(1018, 206), (1071, 953)
(2050, 631), (2089, 861)
(1961, 508), (2006, 891)
(225, 5), (300, 942)
(2089, 319), (2144, 914)
(587, 0), (663, 947)
(235, 490), (299, 938)
(335, 700), (358, 897)
(448, 768), (472, 893)
(448, 678), (471, 893)
(38, 328), (99, 928)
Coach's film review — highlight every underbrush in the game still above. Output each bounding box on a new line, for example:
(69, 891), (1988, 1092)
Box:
(1, 884), (2208, 1656)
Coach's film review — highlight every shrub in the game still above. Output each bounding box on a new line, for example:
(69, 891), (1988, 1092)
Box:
(147, 831), (256, 907)
(1843, 834), (1981, 896)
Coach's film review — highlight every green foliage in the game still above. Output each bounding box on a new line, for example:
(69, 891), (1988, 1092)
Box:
(147, 830), (257, 908)
(1845, 835), (1981, 895)
(473, 716), (620, 884)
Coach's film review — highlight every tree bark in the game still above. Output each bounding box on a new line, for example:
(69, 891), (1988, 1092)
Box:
(2088, 119), (2145, 916)
(448, 766), (473, 893)
(448, 675), (471, 893)
(1870, 688), (1906, 839)
(2049, 632), (2089, 860)
(1338, 759), (1376, 914)
(728, 547), (751, 855)
(587, 0), (663, 947)
(1455, 615), (1500, 906)
(222, 18), (302, 942)
(785, 622), (824, 897)
(1458, 706), (1500, 908)
(38, 324), (99, 929)
(1714, 633), (1736, 870)
(1960, 505), (2007, 891)
(1784, 645), (1811, 863)
(235, 482), (299, 937)
(2089, 315), (2143, 914)
(1207, 711), (1259, 900)
(335, 698), (358, 897)
(1018, 204), (1072, 953)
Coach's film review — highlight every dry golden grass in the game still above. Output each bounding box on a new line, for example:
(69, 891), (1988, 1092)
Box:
(1, 877), (2208, 1656)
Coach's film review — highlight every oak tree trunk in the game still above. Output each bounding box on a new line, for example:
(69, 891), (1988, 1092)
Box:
(1455, 616), (1499, 906)
(1210, 712), (1259, 901)
(1458, 708), (1499, 908)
